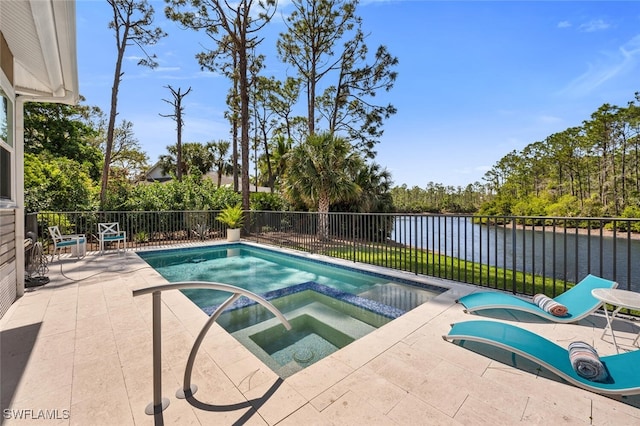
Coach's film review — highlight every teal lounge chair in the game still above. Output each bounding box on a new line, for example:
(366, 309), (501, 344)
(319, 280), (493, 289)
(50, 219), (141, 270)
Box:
(444, 320), (640, 396)
(456, 274), (618, 323)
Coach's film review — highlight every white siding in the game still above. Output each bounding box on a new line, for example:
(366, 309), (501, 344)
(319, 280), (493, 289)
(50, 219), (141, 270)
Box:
(0, 209), (16, 318)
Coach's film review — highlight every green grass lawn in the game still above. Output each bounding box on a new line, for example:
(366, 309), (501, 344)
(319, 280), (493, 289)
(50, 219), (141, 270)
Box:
(326, 243), (570, 297)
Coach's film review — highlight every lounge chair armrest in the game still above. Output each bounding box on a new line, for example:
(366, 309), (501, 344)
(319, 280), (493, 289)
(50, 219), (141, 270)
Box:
(99, 231), (125, 237)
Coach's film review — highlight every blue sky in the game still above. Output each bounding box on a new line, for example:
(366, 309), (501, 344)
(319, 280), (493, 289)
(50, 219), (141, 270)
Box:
(76, 1), (640, 188)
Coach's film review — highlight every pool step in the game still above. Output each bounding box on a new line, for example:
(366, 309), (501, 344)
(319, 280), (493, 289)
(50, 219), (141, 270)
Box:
(233, 301), (376, 343)
(230, 301), (379, 378)
(358, 282), (434, 312)
(290, 301), (377, 339)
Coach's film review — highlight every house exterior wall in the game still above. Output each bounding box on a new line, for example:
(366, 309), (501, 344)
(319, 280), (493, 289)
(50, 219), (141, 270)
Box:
(0, 209), (16, 318)
(0, 0), (79, 319)
(0, 30), (17, 319)
(145, 163), (172, 182)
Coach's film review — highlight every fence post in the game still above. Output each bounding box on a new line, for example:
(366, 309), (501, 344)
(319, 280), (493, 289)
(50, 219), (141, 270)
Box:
(352, 214), (356, 262)
(511, 217), (517, 294)
(414, 215), (419, 275)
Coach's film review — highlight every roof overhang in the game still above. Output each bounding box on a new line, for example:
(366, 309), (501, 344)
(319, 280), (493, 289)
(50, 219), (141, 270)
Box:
(0, 0), (78, 104)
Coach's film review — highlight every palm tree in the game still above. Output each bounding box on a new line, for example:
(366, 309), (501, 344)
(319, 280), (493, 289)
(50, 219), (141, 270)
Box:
(331, 162), (394, 242)
(159, 142), (213, 177)
(282, 132), (362, 240)
(258, 134), (291, 191)
(353, 162), (393, 213)
(207, 140), (233, 187)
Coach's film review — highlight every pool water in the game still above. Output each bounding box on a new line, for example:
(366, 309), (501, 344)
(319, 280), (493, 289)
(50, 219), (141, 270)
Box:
(213, 284), (398, 377)
(139, 244), (443, 377)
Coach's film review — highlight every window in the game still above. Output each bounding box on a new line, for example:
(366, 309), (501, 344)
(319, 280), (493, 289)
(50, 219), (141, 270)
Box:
(0, 86), (13, 202)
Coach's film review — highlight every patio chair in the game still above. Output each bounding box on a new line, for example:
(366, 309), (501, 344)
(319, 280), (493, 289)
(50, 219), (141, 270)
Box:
(443, 320), (640, 396)
(48, 225), (86, 261)
(456, 274), (618, 323)
(98, 222), (126, 254)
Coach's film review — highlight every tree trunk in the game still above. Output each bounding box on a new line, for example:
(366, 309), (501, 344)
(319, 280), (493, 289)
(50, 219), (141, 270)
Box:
(261, 127), (274, 192)
(239, 38), (250, 211)
(232, 51), (239, 192)
(176, 111), (183, 181)
(100, 27), (128, 209)
(308, 69), (315, 136)
(318, 193), (330, 241)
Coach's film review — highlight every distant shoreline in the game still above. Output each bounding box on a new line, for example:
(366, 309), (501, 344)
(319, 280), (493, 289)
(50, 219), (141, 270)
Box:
(501, 222), (640, 241)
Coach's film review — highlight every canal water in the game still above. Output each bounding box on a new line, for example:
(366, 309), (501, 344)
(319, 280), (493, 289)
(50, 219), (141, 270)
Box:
(391, 216), (640, 291)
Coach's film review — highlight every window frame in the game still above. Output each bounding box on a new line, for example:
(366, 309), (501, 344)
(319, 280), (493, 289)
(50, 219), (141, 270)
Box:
(0, 70), (15, 207)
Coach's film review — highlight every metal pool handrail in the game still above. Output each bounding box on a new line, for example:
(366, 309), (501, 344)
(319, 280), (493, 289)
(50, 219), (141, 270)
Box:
(132, 281), (292, 415)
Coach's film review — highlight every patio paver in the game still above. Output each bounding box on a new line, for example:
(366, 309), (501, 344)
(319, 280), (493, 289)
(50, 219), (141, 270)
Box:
(2, 243), (640, 425)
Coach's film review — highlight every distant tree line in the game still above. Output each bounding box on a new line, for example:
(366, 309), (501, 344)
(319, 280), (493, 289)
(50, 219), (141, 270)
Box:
(391, 182), (491, 213)
(391, 93), (640, 218)
(479, 94), (640, 219)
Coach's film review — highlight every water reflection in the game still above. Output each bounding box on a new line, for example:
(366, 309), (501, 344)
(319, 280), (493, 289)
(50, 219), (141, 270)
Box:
(391, 216), (640, 291)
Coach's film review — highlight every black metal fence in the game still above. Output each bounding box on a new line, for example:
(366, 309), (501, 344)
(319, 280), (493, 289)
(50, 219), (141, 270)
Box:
(29, 210), (228, 252)
(249, 212), (640, 293)
(29, 211), (640, 294)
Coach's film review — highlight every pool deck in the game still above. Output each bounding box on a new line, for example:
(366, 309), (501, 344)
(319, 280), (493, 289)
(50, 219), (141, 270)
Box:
(2, 242), (640, 425)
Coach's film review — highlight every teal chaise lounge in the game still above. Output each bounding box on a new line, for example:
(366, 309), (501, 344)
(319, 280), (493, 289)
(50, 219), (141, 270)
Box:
(444, 320), (640, 396)
(456, 274), (618, 323)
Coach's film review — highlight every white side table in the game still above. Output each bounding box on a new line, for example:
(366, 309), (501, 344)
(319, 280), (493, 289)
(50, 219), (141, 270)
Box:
(71, 239), (86, 258)
(592, 288), (640, 353)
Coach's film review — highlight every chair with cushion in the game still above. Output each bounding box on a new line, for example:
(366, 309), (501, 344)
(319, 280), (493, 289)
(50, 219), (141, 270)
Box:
(456, 274), (618, 323)
(98, 222), (126, 254)
(48, 225), (86, 261)
(444, 320), (640, 396)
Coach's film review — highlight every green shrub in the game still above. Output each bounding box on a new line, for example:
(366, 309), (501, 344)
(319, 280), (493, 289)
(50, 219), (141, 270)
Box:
(250, 192), (289, 211)
(216, 204), (244, 228)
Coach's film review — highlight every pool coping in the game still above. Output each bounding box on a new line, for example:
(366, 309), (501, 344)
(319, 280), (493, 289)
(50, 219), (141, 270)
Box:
(138, 240), (452, 293)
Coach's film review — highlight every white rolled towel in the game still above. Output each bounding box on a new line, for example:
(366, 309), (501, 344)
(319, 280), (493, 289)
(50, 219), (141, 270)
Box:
(568, 341), (609, 382)
(533, 293), (568, 317)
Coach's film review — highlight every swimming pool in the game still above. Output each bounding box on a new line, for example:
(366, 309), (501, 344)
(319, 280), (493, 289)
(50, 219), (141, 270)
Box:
(139, 243), (445, 377)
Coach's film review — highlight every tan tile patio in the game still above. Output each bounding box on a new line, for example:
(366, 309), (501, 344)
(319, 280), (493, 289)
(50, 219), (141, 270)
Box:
(2, 243), (640, 425)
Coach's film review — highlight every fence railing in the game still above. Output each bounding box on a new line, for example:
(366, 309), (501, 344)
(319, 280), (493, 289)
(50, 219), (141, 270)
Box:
(29, 210), (228, 252)
(248, 212), (640, 294)
(28, 211), (640, 294)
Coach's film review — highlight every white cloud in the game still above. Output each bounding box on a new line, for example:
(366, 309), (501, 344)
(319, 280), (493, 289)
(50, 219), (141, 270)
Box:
(557, 21), (571, 29)
(561, 34), (640, 96)
(125, 55), (145, 62)
(579, 19), (610, 33)
(154, 66), (182, 73)
(537, 115), (563, 124)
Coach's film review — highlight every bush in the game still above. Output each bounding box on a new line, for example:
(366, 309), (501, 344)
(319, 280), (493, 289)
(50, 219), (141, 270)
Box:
(124, 176), (241, 211)
(250, 192), (289, 211)
(545, 195), (579, 217)
(618, 206), (640, 232)
(24, 153), (98, 212)
(512, 195), (546, 218)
